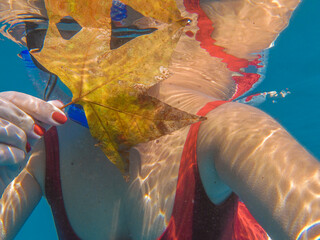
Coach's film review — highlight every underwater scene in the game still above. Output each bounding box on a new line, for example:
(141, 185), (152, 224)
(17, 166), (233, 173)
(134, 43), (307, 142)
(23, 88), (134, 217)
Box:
(0, 0), (319, 239)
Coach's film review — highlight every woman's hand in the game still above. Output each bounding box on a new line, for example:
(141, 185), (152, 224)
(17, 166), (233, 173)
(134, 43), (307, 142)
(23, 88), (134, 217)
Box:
(0, 91), (67, 191)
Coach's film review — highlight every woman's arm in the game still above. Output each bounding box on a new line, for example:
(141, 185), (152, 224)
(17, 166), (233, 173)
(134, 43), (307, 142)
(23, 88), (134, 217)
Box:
(0, 91), (67, 194)
(0, 91), (64, 239)
(0, 166), (42, 240)
(198, 102), (320, 239)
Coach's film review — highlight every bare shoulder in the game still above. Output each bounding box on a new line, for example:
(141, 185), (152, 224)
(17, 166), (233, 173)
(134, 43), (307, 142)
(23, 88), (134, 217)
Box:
(197, 101), (286, 161)
(196, 101), (284, 205)
(202, 101), (281, 134)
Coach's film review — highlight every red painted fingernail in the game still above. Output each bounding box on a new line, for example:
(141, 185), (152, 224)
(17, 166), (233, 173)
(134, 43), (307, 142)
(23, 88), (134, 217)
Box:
(34, 124), (45, 136)
(52, 112), (67, 124)
(26, 142), (31, 153)
(185, 31), (194, 38)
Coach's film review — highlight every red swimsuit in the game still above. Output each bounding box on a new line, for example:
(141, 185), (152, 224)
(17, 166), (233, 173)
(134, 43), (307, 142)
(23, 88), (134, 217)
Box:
(44, 101), (268, 240)
(159, 101), (268, 240)
(44, 127), (81, 240)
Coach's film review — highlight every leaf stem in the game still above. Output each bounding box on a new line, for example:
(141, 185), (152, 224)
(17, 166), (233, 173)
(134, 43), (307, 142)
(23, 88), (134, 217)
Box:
(60, 98), (80, 110)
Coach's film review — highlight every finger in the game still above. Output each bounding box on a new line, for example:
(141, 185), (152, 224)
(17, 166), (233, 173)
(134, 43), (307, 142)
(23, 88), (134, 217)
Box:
(0, 118), (28, 151)
(0, 91), (67, 125)
(0, 98), (42, 139)
(48, 100), (64, 109)
(0, 144), (25, 165)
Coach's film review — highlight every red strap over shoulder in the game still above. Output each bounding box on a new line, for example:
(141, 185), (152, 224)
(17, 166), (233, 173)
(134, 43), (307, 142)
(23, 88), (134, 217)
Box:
(44, 127), (81, 240)
(159, 100), (268, 240)
(159, 101), (232, 240)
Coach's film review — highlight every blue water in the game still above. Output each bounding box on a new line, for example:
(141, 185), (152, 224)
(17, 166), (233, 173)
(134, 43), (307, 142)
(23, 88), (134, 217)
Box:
(0, 0), (319, 239)
(256, 0), (320, 158)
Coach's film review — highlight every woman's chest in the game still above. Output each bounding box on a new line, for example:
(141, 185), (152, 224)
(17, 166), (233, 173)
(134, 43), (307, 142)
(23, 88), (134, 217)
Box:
(57, 124), (129, 239)
(126, 126), (190, 239)
(56, 118), (191, 239)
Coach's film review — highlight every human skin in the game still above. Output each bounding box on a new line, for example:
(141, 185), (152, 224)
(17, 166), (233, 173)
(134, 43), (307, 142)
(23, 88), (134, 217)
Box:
(1, 90), (319, 240)
(1, 0), (319, 239)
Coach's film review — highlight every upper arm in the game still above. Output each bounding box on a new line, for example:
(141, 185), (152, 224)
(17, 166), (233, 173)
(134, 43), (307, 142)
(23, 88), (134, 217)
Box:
(197, 102), (320, 239)
(0, 168), (42, 240)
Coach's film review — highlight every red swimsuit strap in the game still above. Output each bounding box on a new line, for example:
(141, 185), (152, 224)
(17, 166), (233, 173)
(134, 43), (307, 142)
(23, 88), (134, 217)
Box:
(159, 100), (268, 240)
(159, 100), (236, 240)
(44, 127), (81, 240)
(44, 105), (267, 240)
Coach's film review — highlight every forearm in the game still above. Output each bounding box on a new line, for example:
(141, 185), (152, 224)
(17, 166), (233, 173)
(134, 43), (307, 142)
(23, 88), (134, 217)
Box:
(0, 166), (23, 196)
(0, 169), (42, 240)
(203, 103), (320, 239)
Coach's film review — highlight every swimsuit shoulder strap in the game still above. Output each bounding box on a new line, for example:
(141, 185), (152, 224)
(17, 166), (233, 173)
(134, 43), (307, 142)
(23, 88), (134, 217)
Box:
(159, 100), (268, 240)
(159, 101), (234, 240)
(44, 126), (81, 240)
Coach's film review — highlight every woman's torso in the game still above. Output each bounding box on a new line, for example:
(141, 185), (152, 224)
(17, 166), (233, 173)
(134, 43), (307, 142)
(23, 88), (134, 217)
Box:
(58, 119), (191, 240)
(28, 88), (233, 240)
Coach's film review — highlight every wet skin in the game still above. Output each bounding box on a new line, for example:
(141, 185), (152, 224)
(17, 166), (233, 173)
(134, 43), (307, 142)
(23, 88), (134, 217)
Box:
(1, 0), (319, 239)
(1, 88), (319, 240)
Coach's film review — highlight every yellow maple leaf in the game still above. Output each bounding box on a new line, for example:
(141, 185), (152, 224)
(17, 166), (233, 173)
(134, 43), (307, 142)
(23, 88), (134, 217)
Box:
(31, 0), (201, 173)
